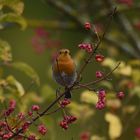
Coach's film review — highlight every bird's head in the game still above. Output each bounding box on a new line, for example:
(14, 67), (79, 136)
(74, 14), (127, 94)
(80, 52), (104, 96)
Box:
(57, 49), (71, 61)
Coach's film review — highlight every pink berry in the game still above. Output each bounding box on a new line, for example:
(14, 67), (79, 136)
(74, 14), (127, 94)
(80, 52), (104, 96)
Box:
(31, 105), (40, 111)
(28, 135), (36, 140)
(9, 99), (16, 109)
(96, 71), (103, 78)
(2, 132), (13, 140)
(84, 22), (91, 30)
(98, 89), (106, 98)
(96, 101), (105, 110)
(59, 121), (68, 130)
(69, 116), (77, 123)
(28, 111), (33, 116)
(117, 91), (125, 99)
(95, 54), (104, 62)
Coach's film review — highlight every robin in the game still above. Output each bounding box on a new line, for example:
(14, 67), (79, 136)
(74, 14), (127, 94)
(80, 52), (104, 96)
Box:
(52, 49), (77, 98)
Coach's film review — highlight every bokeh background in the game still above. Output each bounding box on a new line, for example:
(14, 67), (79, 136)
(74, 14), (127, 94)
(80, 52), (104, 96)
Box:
(0, 0), (140, 140)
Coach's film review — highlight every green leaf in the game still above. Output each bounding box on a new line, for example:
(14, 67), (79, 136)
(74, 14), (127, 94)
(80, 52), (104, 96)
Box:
(8, 2), (24, 15)
(0, 39), (12, 62)
(11, 62), (40, 85)
(0, 1), (24, 15)
(0, 13), (27, 30)
(6, 75), (25, 96)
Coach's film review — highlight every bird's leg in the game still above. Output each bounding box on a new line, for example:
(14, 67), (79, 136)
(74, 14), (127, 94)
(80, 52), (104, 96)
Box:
(64, 86), (71, 99)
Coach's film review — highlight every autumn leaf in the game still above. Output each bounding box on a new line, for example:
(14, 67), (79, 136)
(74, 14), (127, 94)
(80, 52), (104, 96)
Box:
(105, 112), (122, 139)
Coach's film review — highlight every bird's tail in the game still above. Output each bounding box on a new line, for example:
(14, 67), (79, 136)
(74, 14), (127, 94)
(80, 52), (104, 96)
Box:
(64, 90), (71, 98)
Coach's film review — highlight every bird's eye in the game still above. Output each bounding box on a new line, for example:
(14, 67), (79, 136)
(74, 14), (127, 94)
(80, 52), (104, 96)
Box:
(65, 51), (68, 54)
(59, 51), (62, 54)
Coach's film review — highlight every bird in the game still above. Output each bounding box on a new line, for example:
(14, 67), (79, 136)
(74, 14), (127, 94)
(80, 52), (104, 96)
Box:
(52, 49), (77, 98)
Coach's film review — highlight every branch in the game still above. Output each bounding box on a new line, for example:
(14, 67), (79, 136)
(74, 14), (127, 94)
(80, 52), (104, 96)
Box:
(76, 8), (117, 81)
(7, 2), (117, 140)
(43, 0), (140, 58)
(74, 62), (121, 89)
(8, 92), (65, 139)
(44, 107), (61, 116)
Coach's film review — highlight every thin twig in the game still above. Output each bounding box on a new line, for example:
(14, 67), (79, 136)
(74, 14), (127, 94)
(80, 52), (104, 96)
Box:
(44, 107), (61, 116)
(42, 0), (140, 58)
(8, 92), (65, 140)
(76, 7), (117, 82)
(76, 84), (96, 91)
(74, 62), (121, 89)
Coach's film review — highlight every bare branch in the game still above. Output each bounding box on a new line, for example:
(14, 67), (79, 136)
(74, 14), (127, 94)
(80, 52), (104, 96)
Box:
(74, 62), (121, 89)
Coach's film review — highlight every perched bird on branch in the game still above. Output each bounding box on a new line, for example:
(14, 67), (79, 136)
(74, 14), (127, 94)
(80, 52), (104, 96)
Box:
(52, 49), (77, 98)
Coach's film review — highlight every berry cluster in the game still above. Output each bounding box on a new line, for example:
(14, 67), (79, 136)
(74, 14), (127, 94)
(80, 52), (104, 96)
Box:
(0, 100), (49, 140)
(1, 132), (13, 140)
(96, 90), (106, 110)
(59, 115), (77, 130)
(27, 105), (40, 117)
(78, 43), (93, 53)
(5, 99), (16, 116)
(0, 121), (12, 139)
(60, 98), (71, 107)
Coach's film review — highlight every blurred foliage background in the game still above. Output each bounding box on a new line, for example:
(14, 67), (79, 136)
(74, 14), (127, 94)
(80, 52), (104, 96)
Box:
(0, 0), (140, 140)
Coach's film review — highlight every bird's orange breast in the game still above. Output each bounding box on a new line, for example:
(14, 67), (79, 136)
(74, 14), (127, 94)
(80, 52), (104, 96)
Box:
(54, 59), (75, 75)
